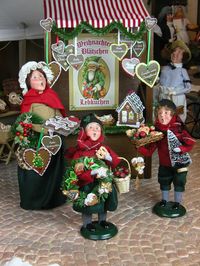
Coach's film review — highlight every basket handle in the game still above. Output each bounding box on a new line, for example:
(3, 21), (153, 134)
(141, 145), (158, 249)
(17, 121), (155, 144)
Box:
(118, 156), (131, 175)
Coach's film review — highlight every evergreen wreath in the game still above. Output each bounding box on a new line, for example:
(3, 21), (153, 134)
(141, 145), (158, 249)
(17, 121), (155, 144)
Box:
(62, 156), (114, 208)
(11, 112), (44, 149)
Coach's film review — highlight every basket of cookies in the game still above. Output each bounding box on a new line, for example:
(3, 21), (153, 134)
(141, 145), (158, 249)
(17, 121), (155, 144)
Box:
(126, 124), (163, 148)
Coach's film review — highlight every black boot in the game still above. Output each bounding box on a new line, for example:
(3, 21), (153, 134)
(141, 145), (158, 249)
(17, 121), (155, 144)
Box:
(159, 200), (167, 207)
(86, 223), (96, 232)
(172, 202), (180, 210)
(100, 220), (110, 229)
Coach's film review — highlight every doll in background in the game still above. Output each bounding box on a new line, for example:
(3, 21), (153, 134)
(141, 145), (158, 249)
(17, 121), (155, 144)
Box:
(159, 40), (191, 123)
(158, 6), (176, 49)
(66, 113), (120, 238)
(154, 6), (176, 65)
(17, 61), (66, 210)
(138, 99), (195, 217)
(173, 5), (198, 45)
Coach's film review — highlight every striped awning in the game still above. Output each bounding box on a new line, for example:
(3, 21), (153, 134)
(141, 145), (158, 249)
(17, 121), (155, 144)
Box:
(43, 0), (149, 28)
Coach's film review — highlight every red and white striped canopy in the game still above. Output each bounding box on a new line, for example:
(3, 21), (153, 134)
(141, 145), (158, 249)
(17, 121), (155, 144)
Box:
(43, 0), (149, 28)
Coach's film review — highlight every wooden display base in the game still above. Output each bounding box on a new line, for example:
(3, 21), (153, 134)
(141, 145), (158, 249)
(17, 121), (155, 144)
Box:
(152, 201), (186, 218)
(80, 221), (118, 240)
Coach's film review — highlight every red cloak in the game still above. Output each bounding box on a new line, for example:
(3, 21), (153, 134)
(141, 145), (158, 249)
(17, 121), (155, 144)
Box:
(21, 86), (66, 117)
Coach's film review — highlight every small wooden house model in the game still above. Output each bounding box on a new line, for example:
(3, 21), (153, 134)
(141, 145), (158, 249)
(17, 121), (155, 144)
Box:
(116, 92), (145, 128)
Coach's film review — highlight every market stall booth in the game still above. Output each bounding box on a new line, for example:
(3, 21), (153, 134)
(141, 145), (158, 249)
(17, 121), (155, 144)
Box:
(42, 0), (154, 178)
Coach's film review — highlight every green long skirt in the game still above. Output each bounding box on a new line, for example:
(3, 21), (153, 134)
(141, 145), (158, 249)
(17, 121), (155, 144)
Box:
(18, 146), (66, 210)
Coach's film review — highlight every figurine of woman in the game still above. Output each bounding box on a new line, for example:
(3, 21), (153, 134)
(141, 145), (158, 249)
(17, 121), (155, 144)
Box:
(17, 61), (66, 210)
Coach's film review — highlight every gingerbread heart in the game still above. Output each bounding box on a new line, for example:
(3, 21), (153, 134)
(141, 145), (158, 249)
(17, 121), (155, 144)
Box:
(132, 41), (145, 57)
(110, 43), (128, 61)
(135, 60), (160, 88)
(67, 54), (84, 70)
(41, 135), (61, 155)
(40, 61), (61, 87)
(23, 147), (52, 176)
(40, 18), (53, 32)
(52, 44), (75, 71)
(145, 17), (157, 31)
(122, 57), (140, 77)
(51, 40), (65, 54)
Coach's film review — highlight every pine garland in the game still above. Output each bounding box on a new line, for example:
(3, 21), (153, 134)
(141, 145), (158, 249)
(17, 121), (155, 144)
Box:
(103, 125), (131, 135)
(52, 21), (147, 41)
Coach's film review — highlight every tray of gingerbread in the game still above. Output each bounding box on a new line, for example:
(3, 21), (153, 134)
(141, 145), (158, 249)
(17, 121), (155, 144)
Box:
(126, 124), (163, 148)
(45, 116), (80, 136)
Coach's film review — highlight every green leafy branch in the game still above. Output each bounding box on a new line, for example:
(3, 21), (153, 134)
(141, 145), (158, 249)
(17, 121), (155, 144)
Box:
(52, 21), (147, 41)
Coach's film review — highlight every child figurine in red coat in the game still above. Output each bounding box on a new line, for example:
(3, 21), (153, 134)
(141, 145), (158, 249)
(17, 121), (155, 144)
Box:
(138, 99), (195, 218)
(66, 113), (120, 240)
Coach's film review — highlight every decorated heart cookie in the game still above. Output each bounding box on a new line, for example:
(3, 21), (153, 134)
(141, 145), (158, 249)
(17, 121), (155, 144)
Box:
(51, 40), (65, 54)
(145, 17), (157, 31)
(41, 135), (62, 155)
(52, 44), (75, 71)
(40, 18), (53, 32)
(23, 147), (52, 176)
(67, 54), (84, 70)
(40, 61), (61, 87)
(135, 60), (160, 88)
(132, 41), (145, 57)
(110, 43), (128, 61)
(122, 57), (140, 77)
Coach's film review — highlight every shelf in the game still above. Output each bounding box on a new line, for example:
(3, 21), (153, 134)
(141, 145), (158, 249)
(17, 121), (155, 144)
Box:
(0, 111), (20, 118)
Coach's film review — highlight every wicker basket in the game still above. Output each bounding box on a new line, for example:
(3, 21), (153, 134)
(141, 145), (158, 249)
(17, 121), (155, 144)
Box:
(176, 105), (184, 115)
(0, 97), (9, 114)
(2, 79), (21, 95)
(131, 133), (164, 148)
(102, 118), (115, 126)
(15, 147), (31, 170)
(113, 157), (131, 194)
(7, 103), (21, 111)
(0, 131), (12, 144)
(95, 115), (115, 126)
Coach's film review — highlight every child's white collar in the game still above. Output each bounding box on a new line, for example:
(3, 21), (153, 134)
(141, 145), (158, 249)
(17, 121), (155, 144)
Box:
(172, 63), (183, 68)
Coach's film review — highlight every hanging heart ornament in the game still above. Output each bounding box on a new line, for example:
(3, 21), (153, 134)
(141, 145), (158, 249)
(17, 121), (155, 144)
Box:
(132, 41), (145, 57)
(41, 135), (62, 155)
(135, 60), (160, 88)
(40, 18), (53, 32)
(122, 58), (140, 77)
(51, 40), (65, 54)
(40, 61), (61, 87)
(23, 147), (52, 176)
(145, 17), (157, 30)
(110, 43), (128, 61)
(67, 54), (85, 70)
(52, 44), (75, 71)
